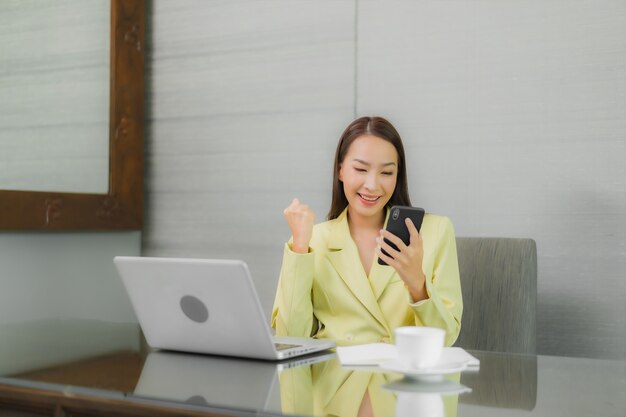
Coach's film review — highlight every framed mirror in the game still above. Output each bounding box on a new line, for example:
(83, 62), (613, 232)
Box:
(0, 0), (144, 230)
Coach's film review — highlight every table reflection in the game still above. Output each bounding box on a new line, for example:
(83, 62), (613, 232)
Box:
(459, 351), (537, 410)
(384, 377), (470, 417)
(1, 332), (624, 417)
(0, 319), (141, 376)
(134, 351), (286, 411)
(129, 350), (468, 417)
(279, 357), (465, 417)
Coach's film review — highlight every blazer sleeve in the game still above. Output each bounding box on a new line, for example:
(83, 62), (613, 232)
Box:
(271, 242), (317, 338)
(410, 217), (463, 346)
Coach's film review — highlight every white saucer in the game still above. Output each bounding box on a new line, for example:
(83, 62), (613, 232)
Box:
(383, 378), (472, 395)
(380, 359), (469, 377)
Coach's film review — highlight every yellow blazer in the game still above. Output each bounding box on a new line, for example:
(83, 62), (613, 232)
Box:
(271, 207), (462, 346)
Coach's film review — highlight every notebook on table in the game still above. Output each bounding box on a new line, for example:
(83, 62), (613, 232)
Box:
(114, 256), (335, 360)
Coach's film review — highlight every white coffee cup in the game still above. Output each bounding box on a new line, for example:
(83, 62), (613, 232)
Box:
(395, 326), (445, 369)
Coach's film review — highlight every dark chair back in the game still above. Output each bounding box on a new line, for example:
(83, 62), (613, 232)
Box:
(455, 237), (537, 354)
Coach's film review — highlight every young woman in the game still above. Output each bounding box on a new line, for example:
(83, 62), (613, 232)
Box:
(271, 116), (462, 347)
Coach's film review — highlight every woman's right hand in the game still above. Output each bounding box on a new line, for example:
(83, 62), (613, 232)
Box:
(283, 198), (315, 254)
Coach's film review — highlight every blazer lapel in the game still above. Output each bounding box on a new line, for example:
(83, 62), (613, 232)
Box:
(369, 260), (396, 301)
(326, 209), (390, 333)
(361, 208), (396, 301)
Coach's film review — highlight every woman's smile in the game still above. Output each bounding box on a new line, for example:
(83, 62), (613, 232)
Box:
(357, 193), (381, 206)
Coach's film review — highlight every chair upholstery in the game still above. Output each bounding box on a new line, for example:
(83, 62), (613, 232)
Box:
(454, 237), (537, 354)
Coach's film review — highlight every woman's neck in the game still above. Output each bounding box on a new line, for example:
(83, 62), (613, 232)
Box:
(346, 207), (385, 232)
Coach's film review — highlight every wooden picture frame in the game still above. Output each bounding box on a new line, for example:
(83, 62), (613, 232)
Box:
(0, 0), (144, 231)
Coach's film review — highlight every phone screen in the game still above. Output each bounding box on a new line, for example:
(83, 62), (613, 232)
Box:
(378, 206), (425, 266)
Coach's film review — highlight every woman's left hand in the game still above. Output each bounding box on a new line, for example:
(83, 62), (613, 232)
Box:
(376, 218), (428, 302)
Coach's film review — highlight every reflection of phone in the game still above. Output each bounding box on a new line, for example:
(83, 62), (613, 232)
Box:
(378, 206), (426, 266)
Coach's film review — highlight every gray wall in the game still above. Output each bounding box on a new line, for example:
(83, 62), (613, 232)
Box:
(0, 232), (142, 373)
(144, 0), (625, 360)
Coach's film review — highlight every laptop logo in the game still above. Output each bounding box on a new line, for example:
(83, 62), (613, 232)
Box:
(180, 295), (209, 323)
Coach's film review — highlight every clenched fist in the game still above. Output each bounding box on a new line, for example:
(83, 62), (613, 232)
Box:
(283, 198), (315, 254)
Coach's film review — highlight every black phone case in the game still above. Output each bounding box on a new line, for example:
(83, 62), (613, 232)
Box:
(378, 206), (425, 266)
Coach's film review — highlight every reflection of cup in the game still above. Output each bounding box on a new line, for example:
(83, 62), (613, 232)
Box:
(396, 392), (444, 417)
(395, 326), (445, 369)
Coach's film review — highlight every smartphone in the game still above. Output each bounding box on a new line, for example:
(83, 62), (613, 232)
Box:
(378, 205), (426, 266)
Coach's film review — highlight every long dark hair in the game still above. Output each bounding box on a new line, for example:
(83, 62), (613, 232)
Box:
(327, 116), (412, 220)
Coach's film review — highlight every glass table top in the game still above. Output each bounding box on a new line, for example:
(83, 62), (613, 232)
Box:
(0, 319), (624, 417)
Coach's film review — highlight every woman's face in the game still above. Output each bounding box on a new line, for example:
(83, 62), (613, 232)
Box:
(339, 134), (398, 222)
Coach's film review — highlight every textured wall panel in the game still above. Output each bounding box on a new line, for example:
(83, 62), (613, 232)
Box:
(144, 1), (356, 315)
(357, 0), (625, 359)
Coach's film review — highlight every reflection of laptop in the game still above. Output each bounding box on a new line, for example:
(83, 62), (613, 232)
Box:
(114, 256), (335, 360)
(132, 350), (336, 413)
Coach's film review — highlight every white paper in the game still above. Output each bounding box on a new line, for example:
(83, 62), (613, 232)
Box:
(336, 344), (480, 368)
(336, 343), (398, 365)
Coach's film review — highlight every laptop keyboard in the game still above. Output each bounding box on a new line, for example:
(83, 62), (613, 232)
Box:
(274, 342), (300, 351)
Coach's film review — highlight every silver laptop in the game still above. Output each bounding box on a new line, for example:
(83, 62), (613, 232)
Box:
(132, 350), (336, 413)
(114, 256), (335, 360)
